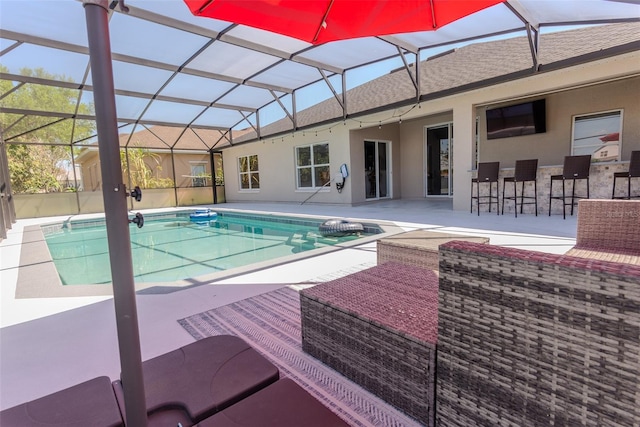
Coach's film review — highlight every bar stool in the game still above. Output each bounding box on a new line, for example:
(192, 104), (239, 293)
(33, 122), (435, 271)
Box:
(471, 161), (500, 216)
(502, 159), (538, 217)
(548, 155), (591, 219)
(612, 150), (640, 199)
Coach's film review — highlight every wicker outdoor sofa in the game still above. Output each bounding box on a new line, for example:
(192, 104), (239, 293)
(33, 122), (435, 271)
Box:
(298, 200), (639, 426)
(437, 240), (640, 427)
(300, 262), (439, 426)
(566, 199), (640, 264)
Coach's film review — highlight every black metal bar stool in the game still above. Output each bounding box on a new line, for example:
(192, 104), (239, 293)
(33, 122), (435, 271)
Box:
(548, 155), (591, 219)
(502, 159), (538, 217)
(612, 150), (640, 199)
(471, 161), (500, 216)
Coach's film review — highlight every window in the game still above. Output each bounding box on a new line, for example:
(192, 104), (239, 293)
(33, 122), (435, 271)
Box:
(190, 162), (207, 187)
(572, 110), (622, 162)
(296, 143), (330, 188)
(239, 155), (259, 190)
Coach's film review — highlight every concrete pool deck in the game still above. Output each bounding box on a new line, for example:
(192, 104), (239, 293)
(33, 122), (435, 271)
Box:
(0, 199), (577, 411)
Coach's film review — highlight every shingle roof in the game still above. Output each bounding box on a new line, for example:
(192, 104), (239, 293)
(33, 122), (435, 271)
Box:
(123, 23), (639, 149)
(116, 124), (255, 150)
(241, 22), (639, 143)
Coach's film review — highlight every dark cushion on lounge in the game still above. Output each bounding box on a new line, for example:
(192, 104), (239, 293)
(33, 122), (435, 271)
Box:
(198, 378), (350, 427)
(113, 335), (279, 425)
(0, 376), (123, 427)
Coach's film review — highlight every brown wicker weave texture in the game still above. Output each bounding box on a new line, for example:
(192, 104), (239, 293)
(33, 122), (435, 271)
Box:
(300, 262), (438, 426)
(573, 199), (640, 253)
(437, 240), (640, 427)
(567, 199), (640, 264)
(377, 230), (489, 271)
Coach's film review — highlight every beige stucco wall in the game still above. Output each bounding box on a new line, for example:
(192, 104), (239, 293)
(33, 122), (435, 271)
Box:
(222, 126), (355, 204)
(14, 193), (80, 218)
(68, 50), (640, 213)
(221, 62), (639, 210)
(399, 111), (454, 199)
(349, 125), (401, 204)
(78, 150), (213, 190)
(172, 152), (212, 188)
(479, 76), (640, 168)
(447, 50), (640, 210)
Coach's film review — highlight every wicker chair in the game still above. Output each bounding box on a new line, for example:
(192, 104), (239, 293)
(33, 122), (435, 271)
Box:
(548, 155), (591, 219)
(501, 159), (538, 217)
(612, 150), (640, 199)
(565, 199), (640, 264)
(470, 161), (500, 216)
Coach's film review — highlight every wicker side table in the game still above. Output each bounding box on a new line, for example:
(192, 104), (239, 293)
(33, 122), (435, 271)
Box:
(377, 229), (489, 270)
(300, 262), (438, 426)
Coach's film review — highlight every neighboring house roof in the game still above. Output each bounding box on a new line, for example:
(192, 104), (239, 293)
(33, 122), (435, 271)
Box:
(117, 125), (226, 150)
(77, 122), (253, 151)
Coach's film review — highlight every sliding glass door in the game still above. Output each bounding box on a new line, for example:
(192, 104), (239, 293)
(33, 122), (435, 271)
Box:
(364, 140), (390, 200)
(425, 124), (453, 196)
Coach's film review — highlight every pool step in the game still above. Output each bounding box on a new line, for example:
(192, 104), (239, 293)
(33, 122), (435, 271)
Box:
(286, 231), (339, 250)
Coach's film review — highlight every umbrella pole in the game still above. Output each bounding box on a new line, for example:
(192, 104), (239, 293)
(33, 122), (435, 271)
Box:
(83, 2), (147, 426)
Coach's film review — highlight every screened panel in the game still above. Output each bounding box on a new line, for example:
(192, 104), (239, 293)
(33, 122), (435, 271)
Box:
(259, 101), (289, 129)
(0, 1), (88, 45)
(127, 0), (230, 31)
(192, 107), (246, 129)
(223, 25), (311, 55)
(6, 120), (75, 145)
(296, 76), (342, 112)
(114, 95), (152, 121)
(121, 147), (175, 190)
(0, 114), (26, 142)
(297, 38), (398, 70)
(160, 73), (237, 103)
(175, 127), (220, 150)
(3, 82), (82, 116)
(109, 13), (208, 66)
(188, 42), (281, 80)
(6, 144), (76, 194)
(140, 100), (206, 125)
(216, 85), (278, 110)
(345, 56), (406, 90)
(397, 5), (523, 48)
(1, 45), (89, 83)
(251, 61), (324, 90)
(296, 86), (344, 127)
(109, 61), (174, 95)
(174, 153), (211, 188)
(1, 0), (638, 161)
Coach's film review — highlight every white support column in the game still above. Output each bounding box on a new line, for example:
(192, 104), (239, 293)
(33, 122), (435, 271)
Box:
(451, 102), (475, 211)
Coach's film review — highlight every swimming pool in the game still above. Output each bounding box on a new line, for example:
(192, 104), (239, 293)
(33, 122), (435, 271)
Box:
(43, 210), (381, 285)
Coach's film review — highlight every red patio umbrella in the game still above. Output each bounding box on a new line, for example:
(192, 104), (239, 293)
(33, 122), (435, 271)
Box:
(184, 0), (505, 44)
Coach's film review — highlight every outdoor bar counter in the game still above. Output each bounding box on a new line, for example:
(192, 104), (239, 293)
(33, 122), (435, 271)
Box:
(472, 160), (635, 215)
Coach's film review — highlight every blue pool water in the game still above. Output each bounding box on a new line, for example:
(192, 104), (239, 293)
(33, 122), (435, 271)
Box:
(44, 211), (377, 285)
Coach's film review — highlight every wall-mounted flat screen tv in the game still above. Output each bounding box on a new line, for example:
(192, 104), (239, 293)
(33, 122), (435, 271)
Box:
(486, 99), (546, 140)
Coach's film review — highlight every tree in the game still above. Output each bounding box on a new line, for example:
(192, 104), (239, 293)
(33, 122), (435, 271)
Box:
(6, 144), (69, 193)
(121, 144), (174, 189)
(0, 66), (95, 193)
